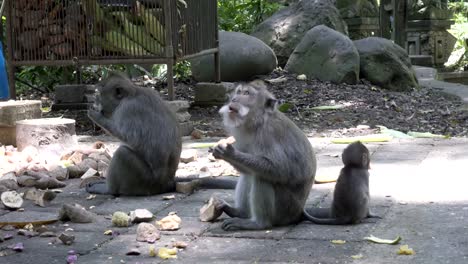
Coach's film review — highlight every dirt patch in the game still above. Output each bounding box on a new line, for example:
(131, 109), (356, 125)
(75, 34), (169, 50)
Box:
(30, 69), (468, 138)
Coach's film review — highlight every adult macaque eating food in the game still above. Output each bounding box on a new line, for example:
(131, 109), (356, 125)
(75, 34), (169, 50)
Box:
(210, 80), (317, 230)
(87, 73), (236, 196)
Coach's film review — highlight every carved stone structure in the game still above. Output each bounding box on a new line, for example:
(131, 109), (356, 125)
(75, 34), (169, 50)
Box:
(405, 0), (456, 67)
(337, 0), (380, 40)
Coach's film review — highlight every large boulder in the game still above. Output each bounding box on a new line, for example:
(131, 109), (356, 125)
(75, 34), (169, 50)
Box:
(285, 25), (359, 84)
(190, 31), (277, 82)
(251, 0), (348, 66)
(354, 37), (419, 92)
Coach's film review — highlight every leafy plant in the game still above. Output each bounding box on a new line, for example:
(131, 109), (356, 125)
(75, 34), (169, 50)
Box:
(448, 0), (468, 69)
(218, 0), (283, 33)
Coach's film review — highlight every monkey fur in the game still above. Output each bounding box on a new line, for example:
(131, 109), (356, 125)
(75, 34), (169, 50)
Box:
(86, 73), (236, 196)
(303, 141), (380, 225)
(211, 80), (317, 231)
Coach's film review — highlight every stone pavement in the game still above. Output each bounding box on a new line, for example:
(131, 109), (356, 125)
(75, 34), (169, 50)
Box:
(0, 136), (467, 264)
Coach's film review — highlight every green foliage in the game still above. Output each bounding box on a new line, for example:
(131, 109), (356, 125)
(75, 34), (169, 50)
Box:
(16, 66), (75, 94)
(173, 60), (192, 81)
(448, 0), (468, 68)
(151, 61), (191, 81)
(218, 0), (282, 33)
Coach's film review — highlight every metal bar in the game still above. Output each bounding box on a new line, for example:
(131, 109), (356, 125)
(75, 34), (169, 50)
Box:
(167, 60), (174, 101)
(6, 0), (16, 99)
(180, 48), (218, 60)
(213, 0), (221, 83)
(164, 0), (175, 100)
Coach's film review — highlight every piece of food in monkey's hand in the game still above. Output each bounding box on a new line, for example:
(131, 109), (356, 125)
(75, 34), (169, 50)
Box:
(199, 197), (223, 222)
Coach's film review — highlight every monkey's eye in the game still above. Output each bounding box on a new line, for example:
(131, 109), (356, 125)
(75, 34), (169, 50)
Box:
(236, 90), (241, 95)
(243, 91), (250, 95)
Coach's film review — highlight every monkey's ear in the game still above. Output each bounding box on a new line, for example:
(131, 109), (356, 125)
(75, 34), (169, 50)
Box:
(114, 86), (128, 99)
(249, 80), (266, 90)
(265, 97), (278, 110)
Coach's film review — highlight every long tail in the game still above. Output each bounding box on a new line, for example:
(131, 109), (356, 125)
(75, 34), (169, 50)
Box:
(303, 208), (352, 225)
(175, 175), (237, 189)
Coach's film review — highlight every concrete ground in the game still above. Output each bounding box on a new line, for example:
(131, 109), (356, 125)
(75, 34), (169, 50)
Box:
(0, 66), (467, 263)
(0, 135), (467, 264)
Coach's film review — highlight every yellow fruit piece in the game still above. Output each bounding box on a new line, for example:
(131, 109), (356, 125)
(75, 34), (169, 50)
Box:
(149, 245), (156, 257)
(103, 230), (113, 235)
(331, 240), (346, 244)
(158, 247), (178, 259)
(397, 245), (415, 255)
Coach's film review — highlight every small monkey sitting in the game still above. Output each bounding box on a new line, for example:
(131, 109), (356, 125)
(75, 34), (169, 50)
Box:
(303, 141), (381, 225)
(210, 80), (317, 231)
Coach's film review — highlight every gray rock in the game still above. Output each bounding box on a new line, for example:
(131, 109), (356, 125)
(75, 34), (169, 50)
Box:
(190, 31), (277, 82)
(337, 0), (379, 18)
(354, 37), (419, 91)
(285, 25), (359, 84)
(251, 0), (348, 66)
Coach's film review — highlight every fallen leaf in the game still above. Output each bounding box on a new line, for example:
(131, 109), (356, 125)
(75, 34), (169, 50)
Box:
(397, 245), (415, 255)
(351, 254), (363, 259)
(158, 247), (177, 259)
(162, 195), (175, 200)
(377, 126), (412, 139)
(331, 240), (346, 244)
(407, 131), (449, 139)
(331, 135), (393, 144)
(265, 76), (287, 83)
(364, 235), (401, 245)
(310, 105), (346, 110)
(278, 103), (293, 113)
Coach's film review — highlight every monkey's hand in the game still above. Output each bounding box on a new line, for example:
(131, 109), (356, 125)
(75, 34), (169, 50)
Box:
(87, 109), (101, 123)
(212, 143), (236, 160)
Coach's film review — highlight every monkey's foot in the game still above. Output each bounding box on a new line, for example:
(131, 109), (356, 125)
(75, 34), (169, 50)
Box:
(367, 212), (382, 219)
(221, 218), (270, 231)
(85, 180), (109, 195)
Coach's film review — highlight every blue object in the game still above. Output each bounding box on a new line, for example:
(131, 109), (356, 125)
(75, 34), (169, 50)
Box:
(0, 41), (9, 99)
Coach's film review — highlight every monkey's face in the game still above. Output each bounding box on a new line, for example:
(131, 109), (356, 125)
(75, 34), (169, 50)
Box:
(92, 74), (135, 118)
(219, 84), (255, 127)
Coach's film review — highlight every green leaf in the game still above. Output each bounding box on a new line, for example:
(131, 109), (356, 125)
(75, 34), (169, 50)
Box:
(278, 103), (293, 113)
(377, 125), (413, 139)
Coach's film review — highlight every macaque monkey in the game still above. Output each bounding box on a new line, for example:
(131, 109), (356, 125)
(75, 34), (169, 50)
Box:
(87, 73), (235, 196)
(210, 80), (317, 230)
(303, 141), (380, 225)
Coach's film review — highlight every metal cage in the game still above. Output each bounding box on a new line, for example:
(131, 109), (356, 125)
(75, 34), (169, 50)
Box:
(5, 0), (220, 100)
